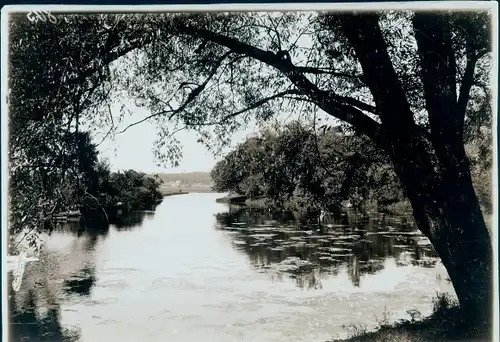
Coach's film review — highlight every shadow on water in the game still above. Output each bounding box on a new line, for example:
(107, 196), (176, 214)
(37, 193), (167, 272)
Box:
(215, 206), (438, 290)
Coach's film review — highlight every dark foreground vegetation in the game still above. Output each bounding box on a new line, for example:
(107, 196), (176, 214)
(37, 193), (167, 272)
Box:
(7, 8), (495, 341)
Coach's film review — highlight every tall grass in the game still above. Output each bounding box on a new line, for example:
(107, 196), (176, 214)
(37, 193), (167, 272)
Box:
(330, 293), (489, 342)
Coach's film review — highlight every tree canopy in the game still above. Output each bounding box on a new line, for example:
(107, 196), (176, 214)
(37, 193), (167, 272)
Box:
(9, 11), (492, 157)
(211, 121), (405, 216)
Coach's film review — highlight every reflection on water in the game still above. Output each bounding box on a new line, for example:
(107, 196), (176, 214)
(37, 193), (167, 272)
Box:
(9, 280), (81, 342)
(215, 207), (438, 290)
(63, 265), (96, 296)
(7, 193), (454, 342)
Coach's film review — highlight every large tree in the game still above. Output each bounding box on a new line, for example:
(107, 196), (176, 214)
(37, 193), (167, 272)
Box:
(8, 9), (494, 332)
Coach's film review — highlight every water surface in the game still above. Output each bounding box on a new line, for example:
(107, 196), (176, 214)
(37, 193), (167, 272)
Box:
(8, 193), (454, 342)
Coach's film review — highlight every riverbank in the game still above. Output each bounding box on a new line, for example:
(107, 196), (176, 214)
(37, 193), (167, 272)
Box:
(217, 193), (413, 214)
(159, 187), (213, 196)
(162, 190), (189, 197)
(330, 294), (490, 342)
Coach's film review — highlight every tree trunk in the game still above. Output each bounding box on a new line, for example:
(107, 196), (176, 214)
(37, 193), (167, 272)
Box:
(391, 135), (493, 335)
(413, 189), (492, 330)
(335, 11), (492, 335)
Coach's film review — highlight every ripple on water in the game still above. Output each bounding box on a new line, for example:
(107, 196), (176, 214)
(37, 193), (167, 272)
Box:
(97, 279), (129, 290)
(85, 297), (119, 306)
(150, 278), (200, 290)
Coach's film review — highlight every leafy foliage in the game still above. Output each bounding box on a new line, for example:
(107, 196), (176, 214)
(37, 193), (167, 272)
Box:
(93, 166), (164, 211)
(211, 121), (405, 216)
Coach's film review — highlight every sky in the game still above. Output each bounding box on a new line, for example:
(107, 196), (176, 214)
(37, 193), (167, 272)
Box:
(95, 103), (258, 174)
(98, 122), (218, 173)
(94, 100), (329, 174)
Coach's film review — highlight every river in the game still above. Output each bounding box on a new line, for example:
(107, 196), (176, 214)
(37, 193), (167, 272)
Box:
(8, 192), (455, 342)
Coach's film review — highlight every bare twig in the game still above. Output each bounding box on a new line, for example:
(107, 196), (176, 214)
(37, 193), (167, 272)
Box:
(96, 102), (116, 146)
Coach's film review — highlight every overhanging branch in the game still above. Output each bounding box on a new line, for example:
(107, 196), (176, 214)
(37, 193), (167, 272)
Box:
(116, 51), (232, 134)
(174, 23), (383, 143)
(217, 89), (303, 123)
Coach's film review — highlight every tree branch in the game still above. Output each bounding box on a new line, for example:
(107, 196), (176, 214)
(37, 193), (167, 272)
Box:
(293, 66), (363, 79)
(331, 93), (378, 115)
(116, 51), (232, 134)
(175, 23), (383, 143)
(457, 54), (478, 127)
(413, 13), (459, 132)
(338, 13), (414, 128)
(457, 46), (488, 132)
(413, 13), (477, 185)
(189, 89), (304, 126)
(413, 12), (469, 169)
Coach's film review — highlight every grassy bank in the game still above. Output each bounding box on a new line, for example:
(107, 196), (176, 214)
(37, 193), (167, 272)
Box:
(330, 294), (491, 342)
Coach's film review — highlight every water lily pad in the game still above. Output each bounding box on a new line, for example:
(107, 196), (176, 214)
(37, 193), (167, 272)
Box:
(248, 234), (275, 240)
(232, 240), (247, 245)
(329, 247), (351, 253)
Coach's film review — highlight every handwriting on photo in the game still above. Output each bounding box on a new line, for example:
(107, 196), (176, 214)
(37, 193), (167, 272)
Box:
(27, 11), (57, 24)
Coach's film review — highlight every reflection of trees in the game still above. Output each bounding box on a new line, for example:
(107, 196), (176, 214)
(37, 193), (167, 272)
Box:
(293, 268), (323, 290)
(53, 222), (108, 252)
(112, 211), (148, 230)
(215, 207), (295, 227)
(347, 256), (360, 287)
(63, 264), (96, 296)
(55, 219), (109, 240)
(8, 210), (156, 341)
(56, 209), (155, 233)
(8, 275), (81, 342)
(215, 208), (440, 289)
(8, 223), (109, 342)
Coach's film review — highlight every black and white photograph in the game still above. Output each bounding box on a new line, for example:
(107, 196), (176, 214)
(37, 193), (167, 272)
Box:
(2, 3), (498, 341)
